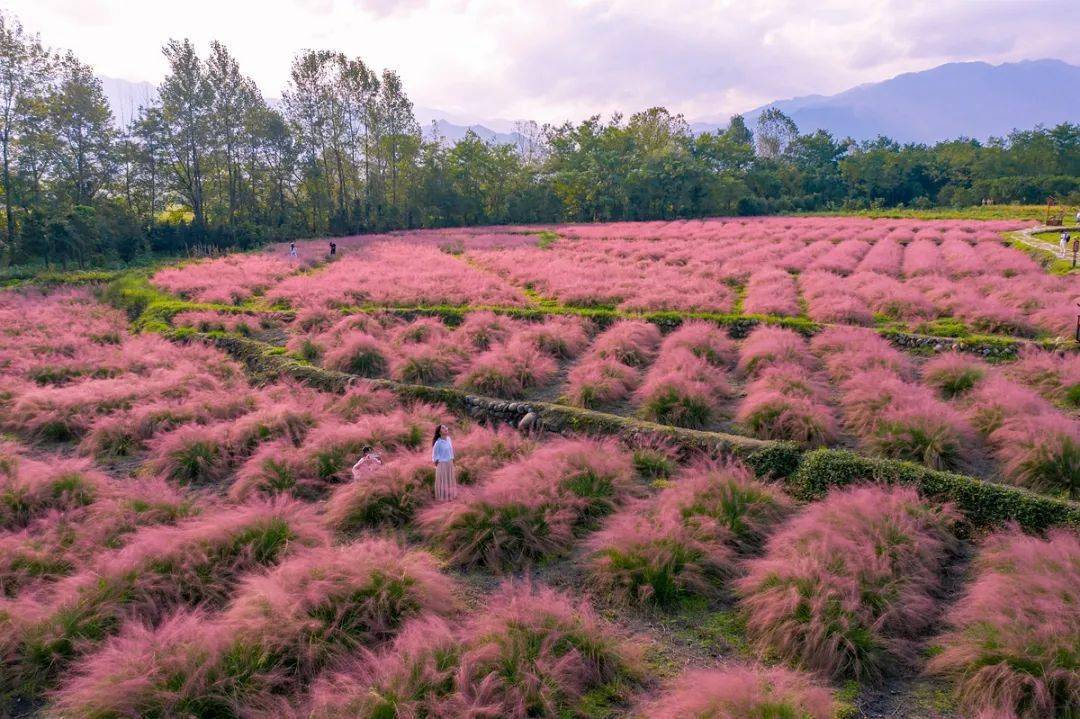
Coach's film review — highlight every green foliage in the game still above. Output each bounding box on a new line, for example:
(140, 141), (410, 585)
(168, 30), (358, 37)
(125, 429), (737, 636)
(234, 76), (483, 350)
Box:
(789, 448), (1080, 532)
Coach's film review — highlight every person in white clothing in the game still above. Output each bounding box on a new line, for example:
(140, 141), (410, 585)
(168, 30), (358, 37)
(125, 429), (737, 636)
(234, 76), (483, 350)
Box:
(1061, 231), (1071, 258)
(351, 446), (382, 480)
(431, 424), (457, 501)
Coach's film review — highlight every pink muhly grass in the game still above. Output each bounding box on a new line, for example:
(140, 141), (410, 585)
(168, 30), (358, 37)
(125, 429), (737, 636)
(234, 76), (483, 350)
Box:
(322, 331), (389, 378)
(389, 341), (467, 384)
(989, 415), (1080, 499)
(170, 310), (259, 335)
(928, 529), (1080, 719)
(515, 316), (591, 359)
(639, 664), (836, 719)
(454, 310), (519, 350)
(743, 268), (801, 316)
(449, 423), (536, 485)
(228, 440), (309, 501)
(856, 238), (904, 276)
(799, 270), (875, 325)
(586, 506), (736, 606)
(841, 370), (973, 470)
(145, 423), (231, 486)
(325, 452), (435, 533)
(922, 352), (987, 398)
(635, 349), (732, 429)
(1007, 348), (1080, 408)
(327, 384), (400, 421)
(5, 499), (327, 694)
(736, 390), (837, 446)
(308, 582), (641, 719)
(964, 374), (1055, 435)
(812, 326), (915, 382)
(660, 320), (737, 367)
(902, 239), (944, 276)
(0, 456), (109, 530)
(737, 326), (814, 377)
(589, 320), (662, 367)
(655, 460), (794, 552)
(53, 540), (456, 718)
(454, 338), (558, 398)
(807, 239), (870, 275)
(563, 355), (639, 408)
(737, 485), (959, 681)
(418, 438), (636, 570)
(390, 317), (450, 345)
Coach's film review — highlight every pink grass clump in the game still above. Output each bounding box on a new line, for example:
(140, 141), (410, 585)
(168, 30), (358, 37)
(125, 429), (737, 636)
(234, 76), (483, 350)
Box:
(454, 338), (558, 398)
(4, 500), (327, 694)
(737, 326), (814, 377)
(811, 326), (915, 382)
(989, 414), (1080, 499)
(563, 355), (640, 408)
(639, 665), (836, 719)
(800, 270), (874, 325)
(742, 269), (800, 316)
(515, 316), (591, 359)
(453, 310), (519, 350)
(635, 348), (732, 429)
(855, 238), (903, 276)
(324, 452), (435, 532)
(170, 310), (260, 335)
(963, 374), (1056, 435)
(589, 320), (662, 367)
(840, 369), (974, 470)
(737, 485), (958, 681)
(53, 539), (457, 718)
(389, 341), (467, 384)
(659, 320), (737, 367)
(737, 362), (837, 446)
(322, 331), (390, 378)
(928, 529), (1080, 719)
(419, 438), (636, 570)
(1007, 348), (1080, 408)
(0, 455), (108, 530)
(307, 582), (641, 719)
(922, 351), (987, 398)
(586, 461), (792, 607)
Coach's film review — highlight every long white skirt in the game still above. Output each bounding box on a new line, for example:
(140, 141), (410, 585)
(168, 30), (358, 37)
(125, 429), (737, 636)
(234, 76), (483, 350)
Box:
(435, 460), (458, 501)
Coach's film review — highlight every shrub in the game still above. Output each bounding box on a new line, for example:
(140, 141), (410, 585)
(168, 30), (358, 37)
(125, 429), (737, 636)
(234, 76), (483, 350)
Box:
(563, 355), (639, 408)
(52, 540), (457, 718)
(737, 390), (837, 446)
(638, 665), (836, 719)
(455, 339), (558, 398)
(636, 349), (731, 429)
(325, 453), (435, 533)
(145, 423), (229, 485)
(590, 320), (662, 367)
(586, 508), (735, 606)
(659, 320), (737, 367)
(5, 500), (326, 694)
(419, 438), (636, 569)
(656, 460), (794, 552)
(736, 326), (813, 377)
(928, 529), (1080, 719)
(323, 332), (389, 377)
(923, 352), (986, 398)
(308, 583), (641, 719)
(454, 310), (517, 350)
(991, 415), (1080, 499)
(964, 375), (1055, 434)
(737, 485), (958, 681)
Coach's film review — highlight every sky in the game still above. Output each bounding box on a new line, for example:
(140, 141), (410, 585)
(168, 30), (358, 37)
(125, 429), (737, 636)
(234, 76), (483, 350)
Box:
(5, 0), (1079, 126)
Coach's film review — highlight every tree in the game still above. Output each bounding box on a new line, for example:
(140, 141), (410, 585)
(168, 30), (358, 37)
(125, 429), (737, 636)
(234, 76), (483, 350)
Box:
(160, 39), (213, 227)
(49, 53), (115, 207)
(0, 12), (49, 253)
(755, 108), (798, 159)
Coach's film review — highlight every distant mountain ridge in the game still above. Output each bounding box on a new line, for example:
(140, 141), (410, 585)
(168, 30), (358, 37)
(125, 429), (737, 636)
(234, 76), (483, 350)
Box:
(692, 59), (1080, 143)
(100, 59), (1080, 145)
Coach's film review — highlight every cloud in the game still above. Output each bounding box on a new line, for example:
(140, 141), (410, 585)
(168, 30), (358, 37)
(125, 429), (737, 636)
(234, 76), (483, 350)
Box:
(3, 0), (1078, 124)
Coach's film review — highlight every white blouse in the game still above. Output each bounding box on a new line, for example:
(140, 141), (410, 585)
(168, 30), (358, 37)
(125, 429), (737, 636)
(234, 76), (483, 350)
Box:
(432, 437), (454, 462)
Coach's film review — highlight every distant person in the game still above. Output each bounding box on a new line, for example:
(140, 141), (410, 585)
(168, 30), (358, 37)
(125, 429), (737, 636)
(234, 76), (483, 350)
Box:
(431, 424), (457, 501)
(1061, 231), (1070, 258)
(329, 241), (337, 256)
(1075, 209), (1080, 225)
(289, 241), (298, 258)
(351, 446), (381, 480)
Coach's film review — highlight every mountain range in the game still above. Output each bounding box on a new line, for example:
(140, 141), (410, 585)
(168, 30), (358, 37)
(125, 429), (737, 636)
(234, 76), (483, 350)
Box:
(99, 58), (1080, 146)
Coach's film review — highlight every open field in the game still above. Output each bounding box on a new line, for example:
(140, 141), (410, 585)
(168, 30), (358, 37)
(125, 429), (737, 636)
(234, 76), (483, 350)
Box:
(1, 216), (1078, 719)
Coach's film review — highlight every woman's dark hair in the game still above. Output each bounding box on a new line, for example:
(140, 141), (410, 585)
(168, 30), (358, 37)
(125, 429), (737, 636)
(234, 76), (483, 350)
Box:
(431, 424), (444, 446)
(361, 446), (372, 455)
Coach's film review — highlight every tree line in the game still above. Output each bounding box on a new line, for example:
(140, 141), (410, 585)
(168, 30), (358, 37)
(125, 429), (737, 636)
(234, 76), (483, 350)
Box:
(1, 10), (1078, 268)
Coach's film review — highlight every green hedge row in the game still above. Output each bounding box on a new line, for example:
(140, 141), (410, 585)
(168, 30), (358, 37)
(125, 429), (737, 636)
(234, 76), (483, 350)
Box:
(789, 449), (1080, 531)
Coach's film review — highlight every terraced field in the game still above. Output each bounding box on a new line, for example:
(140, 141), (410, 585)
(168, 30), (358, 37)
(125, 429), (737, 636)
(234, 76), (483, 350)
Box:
(1, 216), (1078, 719)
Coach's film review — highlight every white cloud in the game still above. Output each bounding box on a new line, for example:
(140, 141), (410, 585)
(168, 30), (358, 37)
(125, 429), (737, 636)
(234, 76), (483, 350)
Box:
(5, 0), (1077, 124)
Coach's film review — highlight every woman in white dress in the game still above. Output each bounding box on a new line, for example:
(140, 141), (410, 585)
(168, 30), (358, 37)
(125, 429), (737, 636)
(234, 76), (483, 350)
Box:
(432, 424), (457, 501)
